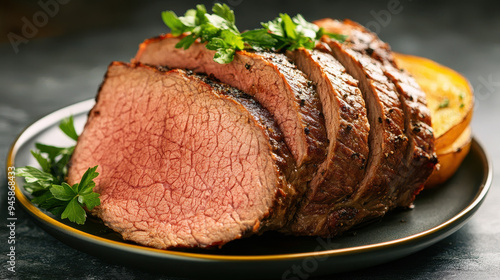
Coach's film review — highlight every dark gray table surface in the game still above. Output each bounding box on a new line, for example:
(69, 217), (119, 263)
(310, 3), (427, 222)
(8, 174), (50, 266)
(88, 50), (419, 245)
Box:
(1, 0), (499, 279)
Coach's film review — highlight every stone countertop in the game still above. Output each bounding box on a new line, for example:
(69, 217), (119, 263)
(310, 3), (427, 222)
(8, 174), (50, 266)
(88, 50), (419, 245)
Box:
(1, 0), (499, 279)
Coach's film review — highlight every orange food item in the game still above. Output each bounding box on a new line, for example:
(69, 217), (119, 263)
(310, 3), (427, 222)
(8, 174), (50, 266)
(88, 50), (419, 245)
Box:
(394, 53), (474, 187)
(394, 53), (474, 150)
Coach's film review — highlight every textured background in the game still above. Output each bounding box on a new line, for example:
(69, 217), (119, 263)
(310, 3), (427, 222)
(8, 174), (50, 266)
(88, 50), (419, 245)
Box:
(1, 0), (499, 279)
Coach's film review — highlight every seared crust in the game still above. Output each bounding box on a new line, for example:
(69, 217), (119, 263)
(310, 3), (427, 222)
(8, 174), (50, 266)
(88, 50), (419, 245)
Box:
(255, 51), (329, 171)
(314, 19), (394, 64)
(319, 36), (408, 236)
(383, 68), (437, 204)
(286, 47), (370, 235)
(316, 19), (437, 207)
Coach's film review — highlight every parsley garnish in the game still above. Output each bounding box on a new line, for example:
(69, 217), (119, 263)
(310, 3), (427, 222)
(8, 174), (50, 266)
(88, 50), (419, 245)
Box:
(259, 13), (345, 51)
(162, 4), (346, 64)
(16, 116), (100, 225)
(162, 4), (245, 64)
(438, 97), (450, 109)
(459, 92), (465, 108)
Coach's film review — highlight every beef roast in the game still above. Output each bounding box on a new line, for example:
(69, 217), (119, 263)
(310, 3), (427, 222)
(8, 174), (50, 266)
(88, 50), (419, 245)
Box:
(310, 36), (408, 236)
(67, 62), (303, 249)
(316, 19), (437, 209)
(133, 35), (328, 175)
(66, 16), (440, 246)
(314, 19), (394, 64)
(285, 47), (370, 235)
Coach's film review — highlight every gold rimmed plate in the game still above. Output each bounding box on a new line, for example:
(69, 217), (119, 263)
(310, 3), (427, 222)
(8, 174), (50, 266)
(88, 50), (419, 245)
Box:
(7, 99), (492, 279)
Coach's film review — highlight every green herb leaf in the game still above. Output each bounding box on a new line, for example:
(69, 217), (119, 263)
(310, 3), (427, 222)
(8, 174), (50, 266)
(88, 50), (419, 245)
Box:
(30, 189), (67, 216)
(162, 11), (187, 36)
(241, 29), (277, 50)
(262, 13), (319, 51)
(17, 116), (100, 225)
(438, 98), (450, 109)
(50, 182), (77, 201)
(23, 182), (47, 194)
(35, 143), (69, 161)
(194, 5), (207, 24)
(205, 14), (238, 33)
(323, 31), (348, 43)
(31, 150), (51, 173)
(179, 9), (197, 27)
(223, 30), (244, 49)
(59, 116), (79, 141)
(16, 166), (55, 186)
(281, 14), (297, 39)
(293, 14), (319, 39)
(212, 3), (235, 24)
(162, 4), (345, 64)
(47, 205), (67, 217)
(205, 37), (227, 50)
(175, 34), (197, 49)
(263, 17), (285, 37)
(76, 166), (99, 193)
(213, 48), (236, 64)
(53, 149), (73, 182)
(61, 197), (86, 225)
(79, 192), (101, 210)
(32, 143), (74, 183)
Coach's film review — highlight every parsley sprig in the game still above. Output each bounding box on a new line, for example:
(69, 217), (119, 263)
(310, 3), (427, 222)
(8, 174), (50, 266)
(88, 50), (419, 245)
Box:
(162, 4), (346, 64)
(16, 116), (100, 225)
(260, 13), (346, 51)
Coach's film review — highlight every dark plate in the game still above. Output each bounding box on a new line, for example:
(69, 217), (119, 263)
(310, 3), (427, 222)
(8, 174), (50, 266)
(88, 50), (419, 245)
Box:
(7, 99), (492, 279)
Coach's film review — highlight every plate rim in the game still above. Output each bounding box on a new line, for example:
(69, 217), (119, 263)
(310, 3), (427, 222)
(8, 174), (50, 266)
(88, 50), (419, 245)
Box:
(6, 98), (493, 262)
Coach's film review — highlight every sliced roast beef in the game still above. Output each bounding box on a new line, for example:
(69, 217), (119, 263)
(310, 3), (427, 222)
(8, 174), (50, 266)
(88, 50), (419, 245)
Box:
(316, 19), (437, 208)
(314, 19), (394, 64)
(285, 47), (370, 235)
(309, 36), (408, 236)
(133, 35), (328, 175)
(67, 62), (303, 249)
(383, 68), (437, 205)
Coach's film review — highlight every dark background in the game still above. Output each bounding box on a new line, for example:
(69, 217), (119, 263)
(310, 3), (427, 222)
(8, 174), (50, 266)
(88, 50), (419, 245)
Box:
(1, 0), (499, 279)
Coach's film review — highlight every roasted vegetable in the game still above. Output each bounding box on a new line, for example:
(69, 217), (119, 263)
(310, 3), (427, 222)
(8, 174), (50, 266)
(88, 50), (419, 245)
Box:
(394, 53), (474, 187)
(425, 127), (472, 187)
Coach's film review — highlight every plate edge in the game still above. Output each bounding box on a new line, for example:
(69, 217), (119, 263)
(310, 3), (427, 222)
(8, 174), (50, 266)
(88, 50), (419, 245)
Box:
(6, 99), (493, 262)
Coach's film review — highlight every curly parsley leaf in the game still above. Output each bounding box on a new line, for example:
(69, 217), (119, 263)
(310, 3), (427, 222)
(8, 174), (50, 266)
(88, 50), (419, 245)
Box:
(161, 4), (344, 64)
(17, 116), (100, 225)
